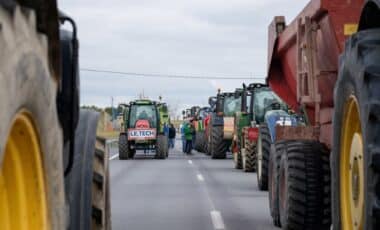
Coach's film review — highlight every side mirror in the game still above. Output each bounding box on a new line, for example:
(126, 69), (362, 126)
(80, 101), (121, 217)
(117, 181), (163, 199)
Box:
(208, 96), (217, 107)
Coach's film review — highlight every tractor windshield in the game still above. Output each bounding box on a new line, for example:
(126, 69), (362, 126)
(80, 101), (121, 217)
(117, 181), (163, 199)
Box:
(223, 95), (241, 117)
(129, 104), (157, 128)
(254, 90), (283, 123)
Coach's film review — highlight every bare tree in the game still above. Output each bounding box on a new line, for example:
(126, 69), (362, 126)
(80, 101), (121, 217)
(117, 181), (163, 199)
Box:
(168, 99), (181, 121)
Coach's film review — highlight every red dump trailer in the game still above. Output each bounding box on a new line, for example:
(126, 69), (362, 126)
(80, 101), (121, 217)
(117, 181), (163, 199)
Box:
(266, 0), (380, 229)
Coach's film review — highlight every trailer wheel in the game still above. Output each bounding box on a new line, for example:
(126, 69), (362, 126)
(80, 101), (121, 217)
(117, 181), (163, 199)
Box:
(156, 134), (168, 159)
(65, 110), (111, 230)
(0, 5), (65, 229)
(256, 124), (271, 190)
(278, 141), (331, 230)
(333, 28), (380, 230)
(118, 134), (132, 160)
(211, 125), (227, 159)
(268, 141), (285, 227)
(242, 140), (256, 172)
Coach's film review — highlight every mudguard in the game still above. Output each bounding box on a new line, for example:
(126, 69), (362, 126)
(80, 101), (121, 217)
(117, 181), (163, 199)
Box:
(223, 117), (234, 140)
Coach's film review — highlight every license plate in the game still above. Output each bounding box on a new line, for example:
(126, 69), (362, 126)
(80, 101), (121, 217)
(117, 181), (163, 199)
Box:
(128, 128), (156, 140)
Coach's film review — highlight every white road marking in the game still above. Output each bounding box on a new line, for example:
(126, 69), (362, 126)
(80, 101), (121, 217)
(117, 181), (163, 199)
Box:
(197, 174), (204, 181)
(109, 154), (119, 160)
(188, 160), (193, 164)
(210, 210), (225, 230)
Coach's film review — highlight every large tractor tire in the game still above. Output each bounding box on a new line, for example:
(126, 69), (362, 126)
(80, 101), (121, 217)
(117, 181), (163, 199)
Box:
(0, 5), (65, 229)
(198, 131), (206, 153)
(194, 132), (202, 152)
(210, 125), (227, 159)
(278, 141), (331, 230)
(242, 139), (256, 172)
(268, 141), (286, 227)
(332, 26), (380, 230)
(65, 110), (111, 230)
(256, 123), (271, 190)
(205, 125), (212, 155)
(118, 133), (133, 160)
(233, 151), (243, 169)
(156, 134), (168, 159)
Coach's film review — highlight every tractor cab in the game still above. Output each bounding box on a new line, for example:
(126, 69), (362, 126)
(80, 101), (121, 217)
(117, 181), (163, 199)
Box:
(119, 99), (169, 159)
(128, 100), (158, 129)
(245, 83), (287, 124)
(190, 106), (200, 120)
(216, 89), (243, 117)
(197, 107), (212, 121)
(157, 102), (170, 133)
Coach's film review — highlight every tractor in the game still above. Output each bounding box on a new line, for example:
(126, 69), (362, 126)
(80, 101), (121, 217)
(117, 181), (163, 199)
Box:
(231, 83), (298, 173)
(0, 2), (110, 229)
(118, 99), (169, 159)
(203, 96), (217, 155)
(193, 106), (212, 153)
(157, 102), (170, 132)
(265, 0), (380, 229)
(207, 89), (243, 159)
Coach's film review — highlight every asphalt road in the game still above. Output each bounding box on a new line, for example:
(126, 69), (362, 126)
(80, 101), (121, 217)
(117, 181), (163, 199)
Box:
(109, 140), (277, 230)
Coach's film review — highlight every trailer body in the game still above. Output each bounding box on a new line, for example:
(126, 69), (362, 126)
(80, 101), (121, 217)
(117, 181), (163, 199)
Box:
(267, 0), (364, 147)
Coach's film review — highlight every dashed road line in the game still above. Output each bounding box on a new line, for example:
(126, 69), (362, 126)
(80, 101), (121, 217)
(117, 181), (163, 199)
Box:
(109, 153), (119, 160)
(210, 210), (225, 230)
(186, 154), (225, 229)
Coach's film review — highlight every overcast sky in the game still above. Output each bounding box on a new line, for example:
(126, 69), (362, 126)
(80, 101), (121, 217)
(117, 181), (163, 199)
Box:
(58, 0), (309, 113)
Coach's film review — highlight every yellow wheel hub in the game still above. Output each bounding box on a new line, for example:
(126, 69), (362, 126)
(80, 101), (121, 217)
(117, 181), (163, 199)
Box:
(340, 96), (364, 230)
(0, 112), (49, 230)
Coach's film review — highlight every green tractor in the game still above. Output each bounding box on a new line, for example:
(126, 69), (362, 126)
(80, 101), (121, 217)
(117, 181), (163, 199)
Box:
(194, 106), (212, 153)
(231, 85), (252, 170)
(231, 83), (285, 171)
(157, 102), (170, 128)
(231, 83), (290, 172)
(231, 83), (297, 185)
(207, 89), (243, 159)
(118, 99), (169, 160)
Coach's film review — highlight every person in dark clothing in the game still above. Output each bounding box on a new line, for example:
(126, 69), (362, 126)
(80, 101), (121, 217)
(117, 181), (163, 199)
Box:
(168, 124), (176, 149)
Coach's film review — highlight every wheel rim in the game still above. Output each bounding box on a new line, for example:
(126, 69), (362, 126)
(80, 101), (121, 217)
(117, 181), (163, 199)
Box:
(257, 134), (263, 180)
(0, 112), (49, 230)
(340, 96), (364, 230)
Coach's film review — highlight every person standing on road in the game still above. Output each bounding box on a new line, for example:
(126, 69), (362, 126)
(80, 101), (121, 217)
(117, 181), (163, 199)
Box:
(163, 122), (169, 137)
(184, 122), (194, 154)
(168, 124), (176, 149)
(180, 122), (186, 153)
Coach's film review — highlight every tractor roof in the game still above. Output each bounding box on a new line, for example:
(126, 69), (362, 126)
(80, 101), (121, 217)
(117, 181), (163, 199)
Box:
(222, 92), (235, 97)
(247, 83), (269, 91)
(131, 99), (155, 105)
